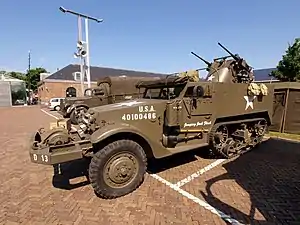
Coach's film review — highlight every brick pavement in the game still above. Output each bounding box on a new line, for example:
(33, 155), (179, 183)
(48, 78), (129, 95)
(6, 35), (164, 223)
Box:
(0, 106), (299, 225)
(180, 140), (300, 225)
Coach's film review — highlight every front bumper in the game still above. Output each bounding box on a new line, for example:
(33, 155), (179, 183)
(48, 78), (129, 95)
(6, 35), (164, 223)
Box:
(29, 134), (92, 165)
(29, 145), (84, 165)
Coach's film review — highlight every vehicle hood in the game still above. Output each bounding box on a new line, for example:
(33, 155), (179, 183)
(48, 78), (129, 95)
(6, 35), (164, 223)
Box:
(65, 96), (90, 104)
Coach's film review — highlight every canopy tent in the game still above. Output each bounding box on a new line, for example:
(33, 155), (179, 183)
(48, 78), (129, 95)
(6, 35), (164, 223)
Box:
(0, 73), (27, 106)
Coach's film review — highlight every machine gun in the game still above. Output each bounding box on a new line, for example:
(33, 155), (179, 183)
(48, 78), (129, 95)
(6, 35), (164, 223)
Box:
(191, 43), (254, 84)
(217, 42), (252, 74)
(190, 52), (212, 69)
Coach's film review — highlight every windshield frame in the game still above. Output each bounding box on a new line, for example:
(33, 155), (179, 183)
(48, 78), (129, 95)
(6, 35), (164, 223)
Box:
(142, 83), (187, 100)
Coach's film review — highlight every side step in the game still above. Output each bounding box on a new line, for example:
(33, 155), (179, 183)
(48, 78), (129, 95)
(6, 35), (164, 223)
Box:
(166, 143), (209, 154)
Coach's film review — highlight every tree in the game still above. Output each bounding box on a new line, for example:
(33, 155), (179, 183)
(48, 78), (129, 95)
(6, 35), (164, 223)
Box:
(9, 71), (26, 81)
(0, 70), (26, 81)
(26, 67), (48, 91)
(271, 38), (300, 81)
(0, 67), (48, 91)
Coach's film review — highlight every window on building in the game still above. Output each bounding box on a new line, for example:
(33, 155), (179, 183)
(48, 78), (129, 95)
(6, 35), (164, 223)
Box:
(66, 87), (77, 97)
(73, 72), (81, 81)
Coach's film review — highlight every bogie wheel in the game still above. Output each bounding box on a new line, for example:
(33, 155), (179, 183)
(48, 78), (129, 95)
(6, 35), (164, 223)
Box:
(70, 107), (88, 125)
(210, 124), (228, 153)
(89, 139), (147, 199)
(252, 119), (268, 147)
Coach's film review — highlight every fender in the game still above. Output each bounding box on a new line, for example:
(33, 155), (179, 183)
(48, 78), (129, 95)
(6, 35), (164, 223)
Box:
(67, 104), (89, 114)
(90, 123), (152, 146)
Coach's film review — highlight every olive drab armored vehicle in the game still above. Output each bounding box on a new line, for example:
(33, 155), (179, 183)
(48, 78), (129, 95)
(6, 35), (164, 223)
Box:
(59, 76), (162, 124)
(29, 42), (274, 199)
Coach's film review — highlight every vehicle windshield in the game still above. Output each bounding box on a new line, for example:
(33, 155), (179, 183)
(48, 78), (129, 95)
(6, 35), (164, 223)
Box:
(143, 85), (185, 99)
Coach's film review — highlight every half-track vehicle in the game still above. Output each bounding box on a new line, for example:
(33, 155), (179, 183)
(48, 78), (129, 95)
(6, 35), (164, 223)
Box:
(59, 75), (162, 124)
(29, 43), (274, 199)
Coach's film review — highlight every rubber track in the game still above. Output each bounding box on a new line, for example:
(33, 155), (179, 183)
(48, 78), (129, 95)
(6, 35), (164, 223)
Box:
(208, 118), (267, 159)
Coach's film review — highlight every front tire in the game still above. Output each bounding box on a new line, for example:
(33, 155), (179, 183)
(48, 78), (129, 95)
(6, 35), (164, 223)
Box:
(89, 140), (147, 199)
(54, 105), (61, 111)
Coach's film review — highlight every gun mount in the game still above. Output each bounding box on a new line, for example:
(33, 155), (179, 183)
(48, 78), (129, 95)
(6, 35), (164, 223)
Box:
(191, 42), (254, 84)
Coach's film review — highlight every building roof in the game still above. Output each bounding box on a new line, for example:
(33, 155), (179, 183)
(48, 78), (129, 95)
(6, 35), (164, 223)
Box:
(253, 68), (279, 82)
(45, 63), (281, 83)
(46, 64), (168, 81)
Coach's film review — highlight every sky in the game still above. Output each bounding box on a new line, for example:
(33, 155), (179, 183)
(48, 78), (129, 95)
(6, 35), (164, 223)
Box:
(0, 0), (299, 77)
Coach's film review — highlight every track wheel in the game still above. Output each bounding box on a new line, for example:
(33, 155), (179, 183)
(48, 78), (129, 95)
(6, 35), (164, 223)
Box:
(89, 140), (147, 199)
(252, 119), (268, 146)
(209, 123), (229, 158)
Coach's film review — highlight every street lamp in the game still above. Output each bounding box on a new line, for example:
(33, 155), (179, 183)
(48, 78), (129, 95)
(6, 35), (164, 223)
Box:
(59, 6), (103, 94)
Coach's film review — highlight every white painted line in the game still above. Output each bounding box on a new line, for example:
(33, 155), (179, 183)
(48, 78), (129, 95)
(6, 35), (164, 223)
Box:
(150, 174), (243, 224)
(40, 109), (59, 119)
(174, 159), (226, 188)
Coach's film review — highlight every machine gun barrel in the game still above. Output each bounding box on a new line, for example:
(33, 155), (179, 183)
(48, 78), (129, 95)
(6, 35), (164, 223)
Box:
(191, 52), (212, 67)
(217, 42), (240, 61)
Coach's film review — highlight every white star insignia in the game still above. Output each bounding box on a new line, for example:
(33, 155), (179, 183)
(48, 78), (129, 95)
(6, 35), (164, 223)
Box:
(244, 96), (256, 110)
(207, 75), (215, 81)
(113, 100), (143, 107)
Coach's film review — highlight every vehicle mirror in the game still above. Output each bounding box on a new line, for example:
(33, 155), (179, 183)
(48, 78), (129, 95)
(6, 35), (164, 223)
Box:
(193, 86), (204, 98)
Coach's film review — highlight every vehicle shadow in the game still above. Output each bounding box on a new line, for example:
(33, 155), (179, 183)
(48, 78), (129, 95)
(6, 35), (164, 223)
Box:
(147, 146), (214, 174)
(51, 146), (214, 190)
(52, 157), (91, 190)
(197, 138), (300, 225)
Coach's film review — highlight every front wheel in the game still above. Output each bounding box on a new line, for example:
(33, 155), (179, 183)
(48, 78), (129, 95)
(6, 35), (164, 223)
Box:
(54, 105), (61, 111)
(89, 140), (147, 199)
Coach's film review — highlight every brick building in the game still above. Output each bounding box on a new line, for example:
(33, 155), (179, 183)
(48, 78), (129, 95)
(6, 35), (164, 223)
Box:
(38, 64), (167, 104)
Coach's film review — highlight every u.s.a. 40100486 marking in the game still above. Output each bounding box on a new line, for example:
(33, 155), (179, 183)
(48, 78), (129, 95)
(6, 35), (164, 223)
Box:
(122, 112), (156, 121)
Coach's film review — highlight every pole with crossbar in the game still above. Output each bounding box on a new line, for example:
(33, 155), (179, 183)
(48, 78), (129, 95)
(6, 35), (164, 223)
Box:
(59, 6), (103, 94)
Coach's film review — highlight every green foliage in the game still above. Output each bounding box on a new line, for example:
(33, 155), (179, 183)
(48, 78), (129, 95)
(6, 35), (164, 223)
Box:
(26, 67), (48, 91)
(9, 71), (26, 80)
(271, 38), (300, 81)
(0, 67), (48, 91)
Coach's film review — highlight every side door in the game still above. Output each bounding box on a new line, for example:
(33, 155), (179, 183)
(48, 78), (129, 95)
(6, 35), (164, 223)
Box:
(181, 83), (215, 130)
(269, 91), (286, 132)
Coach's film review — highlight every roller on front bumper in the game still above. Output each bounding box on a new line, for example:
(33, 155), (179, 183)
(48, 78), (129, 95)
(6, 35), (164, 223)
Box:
(28, 121), (93, 165)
